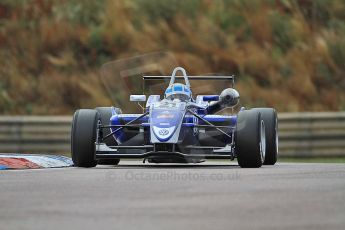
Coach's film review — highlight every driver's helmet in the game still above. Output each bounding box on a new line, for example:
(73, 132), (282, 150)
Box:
(165, 83), (191, 101)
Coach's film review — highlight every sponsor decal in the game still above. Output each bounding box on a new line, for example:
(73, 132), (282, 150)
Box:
(157, 113), (174, 119)
(158, 129), (170, 136)
(152, 126), (176, 141)
(159, 122), (170, 126)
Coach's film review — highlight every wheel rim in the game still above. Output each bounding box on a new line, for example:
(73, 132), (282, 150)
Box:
(259, 120), (266, 163)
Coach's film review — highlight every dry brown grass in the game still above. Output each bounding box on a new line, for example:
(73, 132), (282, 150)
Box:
(0, 0), (345, 114)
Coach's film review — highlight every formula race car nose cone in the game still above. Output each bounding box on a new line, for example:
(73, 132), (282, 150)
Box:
(150, 103), (185, 143)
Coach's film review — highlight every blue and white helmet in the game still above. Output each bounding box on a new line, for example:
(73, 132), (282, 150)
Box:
(165, 67), (192, 101)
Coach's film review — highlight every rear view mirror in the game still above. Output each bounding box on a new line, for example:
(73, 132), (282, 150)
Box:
(130, 95), (146, 102)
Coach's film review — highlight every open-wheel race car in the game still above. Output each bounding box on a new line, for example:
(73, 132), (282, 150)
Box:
(71, 67), (278, 168)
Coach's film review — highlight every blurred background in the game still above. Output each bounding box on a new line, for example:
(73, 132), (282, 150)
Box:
(1, 0), (345, 115)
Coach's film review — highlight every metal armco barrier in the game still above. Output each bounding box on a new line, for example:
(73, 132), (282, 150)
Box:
(0, 116), (71, 154)
(278, 112), (345, 157)
(0, 112), (344, 157)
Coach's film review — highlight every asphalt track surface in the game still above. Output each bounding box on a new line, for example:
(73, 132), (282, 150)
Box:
(1, 161), (345, 230)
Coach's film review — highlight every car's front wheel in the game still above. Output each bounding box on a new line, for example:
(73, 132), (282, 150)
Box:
(235, 110), (266, 168)
(71, 109), (99, 167)
(252, 108), (278, 165)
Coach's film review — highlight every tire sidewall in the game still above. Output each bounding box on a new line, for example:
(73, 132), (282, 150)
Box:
(235, 110), (264, 168)
(71, 109), (99, 167)
(252, 108), (278, 165)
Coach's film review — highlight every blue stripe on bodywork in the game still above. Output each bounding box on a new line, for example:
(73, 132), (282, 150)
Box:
(110, 115), (149, 144)
(203, 115), (236, 123)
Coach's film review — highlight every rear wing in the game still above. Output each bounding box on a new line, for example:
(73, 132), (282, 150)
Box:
(142, 75), (235, 88)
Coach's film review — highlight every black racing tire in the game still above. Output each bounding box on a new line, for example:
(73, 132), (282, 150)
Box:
(71, 109), (99, 167)
(252, 108), (278, 165)
(95, 107), (121, 165)
(235, 110), (266, 168)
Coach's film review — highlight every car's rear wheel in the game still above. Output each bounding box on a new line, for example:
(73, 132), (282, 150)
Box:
(95, 107), (121, 165)
(71, 109), (99, 167)
(252, 108), (278, 165)
(235, 110), (265, 168)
